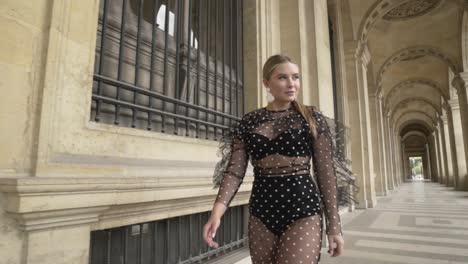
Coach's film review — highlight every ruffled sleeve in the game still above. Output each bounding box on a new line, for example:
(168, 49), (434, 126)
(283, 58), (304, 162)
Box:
(213, 116), (250, 207)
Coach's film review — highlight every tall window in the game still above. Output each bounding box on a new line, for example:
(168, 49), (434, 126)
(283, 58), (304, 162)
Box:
(91, 0), (244, 140)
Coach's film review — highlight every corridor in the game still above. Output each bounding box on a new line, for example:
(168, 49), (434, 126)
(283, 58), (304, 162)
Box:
(231, 182), (468, 264)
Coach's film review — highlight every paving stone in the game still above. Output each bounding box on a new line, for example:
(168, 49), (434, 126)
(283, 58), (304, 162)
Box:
(229, 181), (468, 264)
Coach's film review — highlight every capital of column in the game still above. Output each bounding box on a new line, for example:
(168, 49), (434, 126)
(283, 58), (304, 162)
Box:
(377, 91), (384, 101)
(448, 98), (460, 110)
(452, 72), (468, 95)
(343, 40), (360, 59)
(440, 114), (448, 125)
(441, 99), (450, 111)
(358, 43), (371, 68)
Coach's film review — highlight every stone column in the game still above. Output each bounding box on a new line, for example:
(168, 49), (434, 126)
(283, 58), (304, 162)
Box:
(396, 134), (403, 185)
(448, 98), (467, 190)
(424, 144), (432, 180)
(370, 93), (386, 195)
(437, 119), (449, 185)
(389, 129), (398, 187)
(429, 134), (440, 182)
(402, 146), (410, 181)
(280, 0), (335, 114)
(377, 94), (389, 195)
(434, 128), (444, 184)
(442, 107), (457, 187)
(422, 150), (430, 180)
(385, 116), (395, 190)
(343, 41), (376, 208)
(452, 74), (468, 190)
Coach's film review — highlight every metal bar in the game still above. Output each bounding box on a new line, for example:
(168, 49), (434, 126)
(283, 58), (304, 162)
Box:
(240, 0), (245, 116)
(114, 0), (128, 125)
(92, 94), (232, 130)
(162, 0), (170, 133)
(205, 0), (211, 139)
(151, 222), (155, 264)
(123, 227), (128, 264)
(94, 75), (238, 120)
(177, 217), (182, 262)
(95, 0), (109, 122)
(229, 0), (233, 123)
(147, 0), (159, 130)
(174, 0), (183, 135)
(188, 215), (193, 258)
(166, 220), (170, 263)
(214, 0), (218, 140)
(138, 224), (142, 264)
(106, 231), (111, 264)
(235, 0), (239, 117)
(195, 0), (202, 138)
(131, 0), (144, 128)
(221, 0), (226, 137)
(186, 0), (193, 137)
(198, 213), (202, 256)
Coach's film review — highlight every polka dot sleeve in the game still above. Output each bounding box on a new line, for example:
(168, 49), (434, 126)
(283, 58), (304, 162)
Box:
(311, 110), (342, 236)
(213, 118), (250, 208)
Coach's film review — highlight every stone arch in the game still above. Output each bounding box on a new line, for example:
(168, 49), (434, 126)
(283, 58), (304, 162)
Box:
(384, 78), (447, 107)
(394, 110), (436, 129)
(395, 112), (434, 133)
(357, 0), (405, 44)
(402, 130), (428, 141)
(398, 120), (433, 136)
(377, 46), (461, 94)
(388, 97), (441, 120)
(358, 0), (464, 45)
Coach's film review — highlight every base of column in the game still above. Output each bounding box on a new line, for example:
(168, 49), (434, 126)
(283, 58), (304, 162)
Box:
(376, 190), (388, 196)
(355, 199), (368, 209)
(355, 198), (377, 209)
(367, 198), (377, 208)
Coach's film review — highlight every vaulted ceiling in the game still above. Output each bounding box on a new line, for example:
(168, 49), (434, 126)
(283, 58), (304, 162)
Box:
(343, 0), (466, 148)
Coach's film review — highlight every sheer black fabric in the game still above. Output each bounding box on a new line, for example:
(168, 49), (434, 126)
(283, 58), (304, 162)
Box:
(212, 105), (353, 263)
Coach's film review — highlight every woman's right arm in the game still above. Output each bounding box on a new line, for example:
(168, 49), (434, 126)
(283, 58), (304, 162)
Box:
(203, 136), (249, 248)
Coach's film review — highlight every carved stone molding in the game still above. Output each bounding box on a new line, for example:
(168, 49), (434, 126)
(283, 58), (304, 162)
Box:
(0, 176), (253, 231)
(384, 78), (447, 107)
(376, 46), (461, 94)
(383, 0), (442, 21)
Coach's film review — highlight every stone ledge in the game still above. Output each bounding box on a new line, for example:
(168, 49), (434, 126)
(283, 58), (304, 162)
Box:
(0, 176), (252, 231)
(0, 176), (253, 214)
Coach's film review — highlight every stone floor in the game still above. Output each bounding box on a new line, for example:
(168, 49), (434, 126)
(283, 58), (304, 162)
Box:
(226, 181), (468, 264)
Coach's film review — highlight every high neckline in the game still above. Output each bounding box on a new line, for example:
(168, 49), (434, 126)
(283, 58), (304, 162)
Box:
(264, 105), (294, 113)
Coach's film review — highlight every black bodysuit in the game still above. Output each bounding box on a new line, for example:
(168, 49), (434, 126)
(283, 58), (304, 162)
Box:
(214, 105), (342, 263)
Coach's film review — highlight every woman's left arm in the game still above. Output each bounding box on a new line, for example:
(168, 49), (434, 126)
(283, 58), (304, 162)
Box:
(310, 109), (344, 256)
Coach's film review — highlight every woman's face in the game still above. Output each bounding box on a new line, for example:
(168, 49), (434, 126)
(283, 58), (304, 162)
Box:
(263, 62), (300, 103)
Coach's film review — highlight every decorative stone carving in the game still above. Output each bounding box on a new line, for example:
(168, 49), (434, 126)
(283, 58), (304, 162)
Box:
(383, 0), (442, 20)
(376, 46), (461, 94)
(385, 78), (447, 107)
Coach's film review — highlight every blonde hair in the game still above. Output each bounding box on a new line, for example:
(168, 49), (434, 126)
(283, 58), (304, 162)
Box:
(262, 54), (318, 138)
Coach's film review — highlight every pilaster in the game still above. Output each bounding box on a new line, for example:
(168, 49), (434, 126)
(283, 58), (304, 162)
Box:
(448, 98), (467, 190)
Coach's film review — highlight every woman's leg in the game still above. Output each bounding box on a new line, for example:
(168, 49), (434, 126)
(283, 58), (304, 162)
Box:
(275, 215), (323, 264)
(248, 214), (279, 263)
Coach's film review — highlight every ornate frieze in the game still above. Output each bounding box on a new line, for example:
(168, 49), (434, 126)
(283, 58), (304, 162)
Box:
(383, 0), (442, 21)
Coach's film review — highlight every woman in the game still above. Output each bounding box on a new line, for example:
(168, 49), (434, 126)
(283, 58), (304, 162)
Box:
(203, 54), (344, 263)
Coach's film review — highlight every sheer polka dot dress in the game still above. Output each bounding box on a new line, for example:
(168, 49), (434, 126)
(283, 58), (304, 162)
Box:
(214, 105), (342, 263)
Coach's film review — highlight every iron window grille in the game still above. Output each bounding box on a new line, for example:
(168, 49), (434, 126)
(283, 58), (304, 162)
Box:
(89, 205), (247, 264)
(91, 0), (245, 140)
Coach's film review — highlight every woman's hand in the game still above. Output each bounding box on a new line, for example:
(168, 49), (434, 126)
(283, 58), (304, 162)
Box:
(327, 234), (344, 257)
(203, 216), (221, 248)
